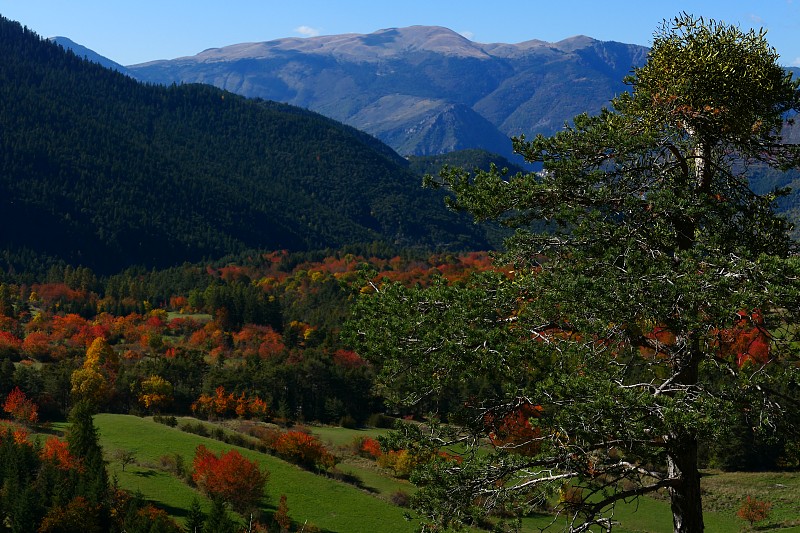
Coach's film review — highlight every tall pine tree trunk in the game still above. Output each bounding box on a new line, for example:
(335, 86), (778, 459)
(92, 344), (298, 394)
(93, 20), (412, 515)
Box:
(662, 133), (710, 533)
(667, 437), (704, 533)
(666, 333), (704, 533)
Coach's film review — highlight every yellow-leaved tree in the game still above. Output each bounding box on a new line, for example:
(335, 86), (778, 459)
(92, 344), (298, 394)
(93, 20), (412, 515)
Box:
(71, 337), (119, 408)
(137, 375), (174, 413)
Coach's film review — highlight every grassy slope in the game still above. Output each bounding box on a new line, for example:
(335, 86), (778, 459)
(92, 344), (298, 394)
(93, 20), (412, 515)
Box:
(95, 415), (800, 533)
(309, 425), (417, 498)
(95, 415), (417, 533)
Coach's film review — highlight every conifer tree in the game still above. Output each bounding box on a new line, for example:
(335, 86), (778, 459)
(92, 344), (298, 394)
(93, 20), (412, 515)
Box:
(65, 401), (109, 525)
(349, 14), (800, 533)
(203, 498), (237, 533)
(184, 497), (206, 533)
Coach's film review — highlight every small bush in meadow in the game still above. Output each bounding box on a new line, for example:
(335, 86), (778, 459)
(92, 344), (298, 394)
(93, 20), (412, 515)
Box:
(359, 437), (383, 459)
(158, 453), (187, 478)
(390, 490), (410, 507)
(737, 495), (771, 527)
(153, 414), (178, 427)
(339, 415), (358, 429)
(180, 421), (209, 437)
(367, 413), (395, 428)
(192, 444), (268, 514)
(377, 449), (417, 479)
(273, 430), (337, 471)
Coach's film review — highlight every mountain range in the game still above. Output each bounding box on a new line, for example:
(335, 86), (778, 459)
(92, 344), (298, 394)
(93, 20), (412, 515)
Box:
(124, 26), (650, 160)
(5, 17), (800, 276)
(117, 25), (800, 224)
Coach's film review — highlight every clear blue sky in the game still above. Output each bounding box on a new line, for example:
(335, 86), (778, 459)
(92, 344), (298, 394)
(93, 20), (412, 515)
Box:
(1, 1), (799, 67)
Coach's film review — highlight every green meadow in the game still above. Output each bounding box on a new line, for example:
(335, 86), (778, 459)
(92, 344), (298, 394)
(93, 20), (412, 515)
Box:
(95, 415), (417, 532)
(93, 415), (800, 532)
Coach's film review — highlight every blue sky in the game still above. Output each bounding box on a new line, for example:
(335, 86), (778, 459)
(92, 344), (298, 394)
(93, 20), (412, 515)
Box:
(1, 1), (799, 66)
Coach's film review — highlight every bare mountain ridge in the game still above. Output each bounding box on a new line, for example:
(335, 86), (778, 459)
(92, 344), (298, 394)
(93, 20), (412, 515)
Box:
(187, 26), (493, 62)
(49, 36), (130, 74)
(127, 26), (650, 159)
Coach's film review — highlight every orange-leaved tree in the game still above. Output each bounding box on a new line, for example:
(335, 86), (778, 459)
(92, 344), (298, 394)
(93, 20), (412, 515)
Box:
(192, 444), (268, 513)
(3, 386), (38, 425)
(272, 431), (337, 471)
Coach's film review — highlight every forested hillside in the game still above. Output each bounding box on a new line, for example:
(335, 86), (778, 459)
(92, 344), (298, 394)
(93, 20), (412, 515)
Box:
(0, 17), (491, 275)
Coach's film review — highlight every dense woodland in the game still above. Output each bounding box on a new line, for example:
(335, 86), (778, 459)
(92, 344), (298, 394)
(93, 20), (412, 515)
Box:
(0, 247), (795, 531)
(0, 249), (793, 459)
(0, 248), (510, 531)
(0, 249), (498, 422)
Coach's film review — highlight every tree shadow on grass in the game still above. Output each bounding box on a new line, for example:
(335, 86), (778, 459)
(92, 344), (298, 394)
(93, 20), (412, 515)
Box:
(144, 499), (189, 520)
(132, 468), (158, 478)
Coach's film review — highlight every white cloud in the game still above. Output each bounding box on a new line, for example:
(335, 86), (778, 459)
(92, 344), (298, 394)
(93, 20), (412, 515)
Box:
(295, 25), (321, 38)
(748, 13), (765, 25)
(792, 57), (800, 67)
(459, 30), (475, 41)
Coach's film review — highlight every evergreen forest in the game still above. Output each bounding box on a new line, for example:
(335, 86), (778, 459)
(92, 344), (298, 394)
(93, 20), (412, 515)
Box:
(0, 16), (493, 276)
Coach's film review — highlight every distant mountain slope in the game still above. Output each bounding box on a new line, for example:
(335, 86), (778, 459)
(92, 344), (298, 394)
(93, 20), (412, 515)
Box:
(127, 26), (649, 159)
(407, 149), (526, 177)
(0, 17), (490, 274)
(49, 36), (130, 74)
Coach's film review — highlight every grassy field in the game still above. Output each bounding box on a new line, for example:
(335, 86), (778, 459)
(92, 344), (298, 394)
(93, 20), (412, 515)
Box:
(93, 415), (800, 533)
(95, 415), (417, 533)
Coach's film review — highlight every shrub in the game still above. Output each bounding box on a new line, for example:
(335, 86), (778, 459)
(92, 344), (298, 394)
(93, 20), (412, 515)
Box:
(390, 490), (411, 507)
(357, 436), (383, 459)
(153, 414), (178, 427)
(180, 421), (210, 437)
(158, 453), (187, 478)
(559, 484), (585, 509)
(367, 413), (395, 428)
(274, 494), (291, 532)
(273, 430), (337, 471)
(377, 449), (417, 478)
(737, 496), (771, 527)
(247, 425), (283, 452)
(339, 415), (358, 429)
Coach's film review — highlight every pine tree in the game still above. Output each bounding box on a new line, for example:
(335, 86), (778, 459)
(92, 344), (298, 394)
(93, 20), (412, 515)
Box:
(202, 498), (236, 533)
(184, 497), (206, 533)
(65, 401), (109, 525)
(349, 14), (800, 533)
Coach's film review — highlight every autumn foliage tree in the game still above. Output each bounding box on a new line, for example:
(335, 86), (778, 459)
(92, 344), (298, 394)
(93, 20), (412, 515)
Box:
(40, 435), (81, 471)
(137, 374), (174, 412)
(38, 496), (103, 533)
(484, 401), (542, 457)
(349, 15), (800, 533)
(737, 496), (772, 527)
(274, 494), (291, 533)
(71, 337), (119, 407)
(192, 444), (268, 513)
(272, 431), (337, 471)
(3, 386), (39, 424)
(192, 386), (269, 419)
